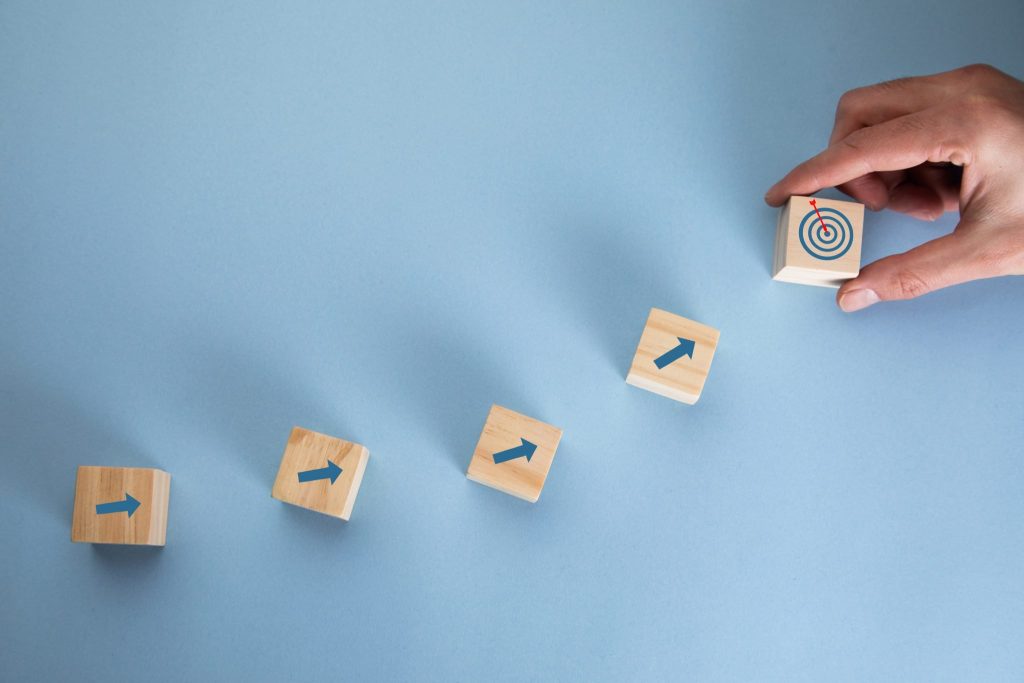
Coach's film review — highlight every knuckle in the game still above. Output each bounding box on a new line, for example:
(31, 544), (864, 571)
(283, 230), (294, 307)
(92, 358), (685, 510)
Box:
(839, 129), (868, 150)
(836, 79), (910, 117)
(803, 168), (826, 192)
(892, 270), (931, 299)
(839, 136), (862, 153)
(836, 133), (875, 177)
(836, 89), (863, 116)
(876, 76), (914, 93)
(958, 63), (1001, 81)
(892, 114), (931, 135)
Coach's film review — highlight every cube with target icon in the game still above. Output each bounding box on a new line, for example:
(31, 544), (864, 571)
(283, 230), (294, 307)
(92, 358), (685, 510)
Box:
(772, 195), (864, 288)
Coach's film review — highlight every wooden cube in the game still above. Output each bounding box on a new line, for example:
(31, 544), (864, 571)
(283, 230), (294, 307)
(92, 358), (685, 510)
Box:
(271, 427), (369, 520)
(626, 308), (720, 405)
(772, 195), (864, 287)
(71, 466), (171, 545)
(466, 405), (563, 503)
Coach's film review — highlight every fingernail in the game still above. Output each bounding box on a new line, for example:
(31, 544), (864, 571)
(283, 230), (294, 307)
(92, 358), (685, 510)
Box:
(838, 288), (879, 312)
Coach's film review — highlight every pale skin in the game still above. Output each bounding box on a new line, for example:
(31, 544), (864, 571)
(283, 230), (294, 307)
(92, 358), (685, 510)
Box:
(765, 64), (1024, 312)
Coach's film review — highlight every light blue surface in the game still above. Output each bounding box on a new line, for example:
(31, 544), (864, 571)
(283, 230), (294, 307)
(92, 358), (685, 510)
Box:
(2, 2), (1023, 681)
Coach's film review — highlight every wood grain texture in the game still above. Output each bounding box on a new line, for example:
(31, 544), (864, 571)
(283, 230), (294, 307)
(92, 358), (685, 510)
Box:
(71, 466), (171, 545)
(626, 308), (720, 405)
(465, 405), (563, 503)
(772, 195), (864, 288)
(271, 427), (369, 520)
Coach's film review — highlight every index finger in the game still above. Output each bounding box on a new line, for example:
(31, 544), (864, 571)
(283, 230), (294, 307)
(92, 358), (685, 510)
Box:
(828, 71), (958, 145)
(764, 109), (965, 206)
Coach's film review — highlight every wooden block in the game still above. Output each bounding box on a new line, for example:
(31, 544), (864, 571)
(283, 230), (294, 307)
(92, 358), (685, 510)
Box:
(271, 427), (369, 520)
(626, 307), (720, 405)
(466, 405), (563, 503)
(772, 195), (864, 288)
(71, 466), (171, 545)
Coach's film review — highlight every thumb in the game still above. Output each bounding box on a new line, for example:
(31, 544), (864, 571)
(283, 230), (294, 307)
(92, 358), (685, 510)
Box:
(836, 231), (982, 312)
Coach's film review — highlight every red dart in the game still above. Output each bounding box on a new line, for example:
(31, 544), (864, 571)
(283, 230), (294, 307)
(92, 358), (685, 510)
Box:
(809, 198), (830, 236)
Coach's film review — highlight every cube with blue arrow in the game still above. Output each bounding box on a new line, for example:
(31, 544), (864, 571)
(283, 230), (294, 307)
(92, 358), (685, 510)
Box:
(626, 307), (720, 405)
(71, 466), (172, 545)
(272, 427), (370, 521)
(466, 405), (563, 503)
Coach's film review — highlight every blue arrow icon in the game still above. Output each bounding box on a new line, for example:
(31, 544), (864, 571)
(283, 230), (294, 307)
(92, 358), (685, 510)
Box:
(297, 460), (343, 484)
(95, 493), (141, 518)
(492, 438), (537, 465)
(653, 337), (696, 369)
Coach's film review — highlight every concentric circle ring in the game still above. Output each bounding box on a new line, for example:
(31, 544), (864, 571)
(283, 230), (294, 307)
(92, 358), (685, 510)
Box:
(798, 207), (854, 260)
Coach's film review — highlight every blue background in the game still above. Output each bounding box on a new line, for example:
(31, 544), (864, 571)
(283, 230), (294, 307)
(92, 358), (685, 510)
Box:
(2, 2), (1023, 681)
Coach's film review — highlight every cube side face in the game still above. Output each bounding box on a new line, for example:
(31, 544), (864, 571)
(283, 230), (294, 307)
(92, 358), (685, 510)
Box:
(148, 472), (171, 545)
(466, 405), (563, 503)
(625, 371), (700, 404)
(71, 467), (171, 546)
(626, 308), (720, 405)
(771, 199), (793, 279)
(271, 427), (369, 520)
(773, 195), (864, 286)
(339, 448), (369, 521)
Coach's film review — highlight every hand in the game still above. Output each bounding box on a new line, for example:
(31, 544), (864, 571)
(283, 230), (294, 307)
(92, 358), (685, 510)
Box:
(764, 64), (1024, 312)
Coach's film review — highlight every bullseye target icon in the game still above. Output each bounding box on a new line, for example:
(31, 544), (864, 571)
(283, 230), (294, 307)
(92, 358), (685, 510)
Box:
(798, 205), (854, 260)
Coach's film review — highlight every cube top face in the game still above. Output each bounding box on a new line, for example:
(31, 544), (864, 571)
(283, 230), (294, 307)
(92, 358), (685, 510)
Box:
(626, 307), (720, 405)
(773, 195), (864, 288)
(466, 405), (563, 503)
(71, 466), (171, 546)
(271, 427), (369, 520)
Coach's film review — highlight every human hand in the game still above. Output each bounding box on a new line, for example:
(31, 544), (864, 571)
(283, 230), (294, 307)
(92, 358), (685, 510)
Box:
(765, 64), (1024, 312)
